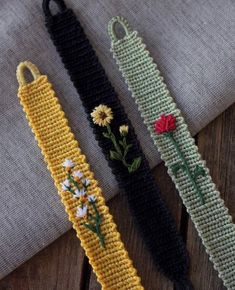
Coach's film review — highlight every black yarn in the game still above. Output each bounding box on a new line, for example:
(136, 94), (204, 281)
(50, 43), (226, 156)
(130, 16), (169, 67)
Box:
(42, 0), (192, 288)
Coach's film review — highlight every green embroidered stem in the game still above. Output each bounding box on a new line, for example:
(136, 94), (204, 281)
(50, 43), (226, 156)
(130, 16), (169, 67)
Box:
(67, 172), (81, 190)
(165, 133), (205, 204)
(107, 124), (123, 157)
(64, 180), (76, 194)
(119, 136), (132, 167)
(62, 162), (105, 248)
(84, 201), (105, 248)
(103, 124), (141, 173)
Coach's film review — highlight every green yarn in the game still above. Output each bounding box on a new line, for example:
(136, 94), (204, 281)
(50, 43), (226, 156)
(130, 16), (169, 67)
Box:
(109, 16), (235, 290)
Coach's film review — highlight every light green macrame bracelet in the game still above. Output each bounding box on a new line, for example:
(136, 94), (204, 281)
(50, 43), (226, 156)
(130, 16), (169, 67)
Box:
(108, 16), (235, 290)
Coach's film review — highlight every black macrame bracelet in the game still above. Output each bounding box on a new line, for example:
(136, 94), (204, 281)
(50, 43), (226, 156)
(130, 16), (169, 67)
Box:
(42, 1), (192, 288)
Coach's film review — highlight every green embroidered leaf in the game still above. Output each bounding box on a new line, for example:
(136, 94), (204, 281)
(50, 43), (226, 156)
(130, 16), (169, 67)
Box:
(128, 157), (142, 173)
(109, 150), (122, 160)
(123, 144), (133, 158)
(125, 144), (133, 150)
(171, 163), (185, 177)
(119, 140), (124, 147)
(193, 165), (206, 179)
(103, 132), (111, 139)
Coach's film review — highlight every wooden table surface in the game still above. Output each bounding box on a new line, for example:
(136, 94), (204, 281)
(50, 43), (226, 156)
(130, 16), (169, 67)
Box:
(0, 104), (234, 290)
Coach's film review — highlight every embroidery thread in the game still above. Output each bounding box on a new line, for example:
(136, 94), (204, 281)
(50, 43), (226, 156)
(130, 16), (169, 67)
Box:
(155, 114), (205, 204)
(91, 104), (141, 173)
(62, 159), (105, 247)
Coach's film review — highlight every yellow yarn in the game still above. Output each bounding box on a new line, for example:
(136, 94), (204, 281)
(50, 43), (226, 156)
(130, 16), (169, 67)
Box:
(16, 61), (144, 290)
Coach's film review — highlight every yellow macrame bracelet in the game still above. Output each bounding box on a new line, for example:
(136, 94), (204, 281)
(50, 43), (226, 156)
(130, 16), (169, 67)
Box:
(16, 61), (143, 290)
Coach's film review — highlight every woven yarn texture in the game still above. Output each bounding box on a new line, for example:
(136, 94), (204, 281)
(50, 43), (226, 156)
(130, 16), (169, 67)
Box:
(109, 17), (235, 290)
(16, 61), (144, 290)
(1, 0), (235, 279)
(42, 1), (192, 287)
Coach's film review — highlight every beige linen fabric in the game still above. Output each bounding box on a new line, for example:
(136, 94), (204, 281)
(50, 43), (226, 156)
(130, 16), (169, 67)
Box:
(0, 0), (234, 278)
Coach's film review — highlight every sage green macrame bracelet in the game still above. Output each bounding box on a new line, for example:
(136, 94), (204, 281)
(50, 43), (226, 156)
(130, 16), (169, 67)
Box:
(108, 16), (235, 290)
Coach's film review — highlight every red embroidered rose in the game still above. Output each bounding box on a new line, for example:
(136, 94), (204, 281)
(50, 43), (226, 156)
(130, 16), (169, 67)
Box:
(154, 114), (176, 134)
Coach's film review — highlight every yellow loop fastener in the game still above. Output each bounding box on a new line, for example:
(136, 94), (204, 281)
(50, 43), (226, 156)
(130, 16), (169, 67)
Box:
(16, 61), (41, 86)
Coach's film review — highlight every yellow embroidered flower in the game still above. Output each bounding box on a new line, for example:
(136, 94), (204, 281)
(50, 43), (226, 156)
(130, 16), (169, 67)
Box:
(119, 125), (129, 136)
(91, 104), (113, 127)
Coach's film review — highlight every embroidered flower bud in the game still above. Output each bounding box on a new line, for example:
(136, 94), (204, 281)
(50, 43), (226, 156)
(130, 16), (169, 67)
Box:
(83, 178), (91, 187)
(73, 170), (83, 182)
(88, 195), (96, 203)
(81, 197), (88, 204)
(76, 205), (88, 218)
(61, 179), (70, 191)
(154, 114), (176, 135)
(74, 188), (86, 198)
(63, 159), (74, 172)
(119, 125), (129, 136)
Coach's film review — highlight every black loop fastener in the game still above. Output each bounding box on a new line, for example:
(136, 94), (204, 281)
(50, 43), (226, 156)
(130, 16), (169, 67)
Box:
(42, 0), (67, 17)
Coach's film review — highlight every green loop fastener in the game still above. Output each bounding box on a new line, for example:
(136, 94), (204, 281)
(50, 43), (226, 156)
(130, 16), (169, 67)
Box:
(108, 16), (133, 42)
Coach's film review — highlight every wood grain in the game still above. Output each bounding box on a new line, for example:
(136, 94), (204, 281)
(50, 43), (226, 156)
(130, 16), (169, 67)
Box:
(0, 104), (234, 290)
(187, 106), (234, 290)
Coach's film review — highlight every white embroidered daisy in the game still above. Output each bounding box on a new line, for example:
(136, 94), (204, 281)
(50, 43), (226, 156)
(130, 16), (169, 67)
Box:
(73, 170), (83, 180)
(61, 179), (70, 191)
(63, 159), (74, 169)
(88, 195), (96, 203)
(76, 205), (87, 218)
(74, 188), (86, 198)
(82, 178), (91, 187)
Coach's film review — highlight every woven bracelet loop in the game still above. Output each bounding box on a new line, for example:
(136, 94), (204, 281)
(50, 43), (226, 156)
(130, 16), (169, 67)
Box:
(16, 61), (41, 86)
(42, 0), (66, 17)
(108, 16), (133, 42)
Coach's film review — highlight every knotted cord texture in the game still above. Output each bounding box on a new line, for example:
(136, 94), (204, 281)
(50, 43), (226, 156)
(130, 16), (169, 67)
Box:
(17, 61), (144, 290)
(42, 0), (191, 287)
(109, 16), (235, 290)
